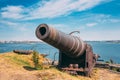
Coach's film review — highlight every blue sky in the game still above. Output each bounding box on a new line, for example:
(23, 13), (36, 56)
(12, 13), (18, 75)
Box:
(0, 0), (120, 41)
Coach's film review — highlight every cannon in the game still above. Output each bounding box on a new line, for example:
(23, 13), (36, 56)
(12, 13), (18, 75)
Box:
(35, 24), (98, 76)
(13, 50), (33, 55)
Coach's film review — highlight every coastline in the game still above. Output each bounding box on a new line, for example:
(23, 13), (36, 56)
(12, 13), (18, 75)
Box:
(0, 41), (120, 64)
(0, 40), (120, 44)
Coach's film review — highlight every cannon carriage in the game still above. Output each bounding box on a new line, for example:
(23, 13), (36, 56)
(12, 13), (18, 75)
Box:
(35, 24), (98, 76)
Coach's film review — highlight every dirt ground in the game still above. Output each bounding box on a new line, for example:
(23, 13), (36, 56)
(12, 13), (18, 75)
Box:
(98, 69), (120, 80)
(0, 52), (120, 80)
(0, 68), (120, 80)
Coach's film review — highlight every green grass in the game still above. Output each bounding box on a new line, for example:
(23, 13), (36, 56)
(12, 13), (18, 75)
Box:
(12, 56), (30, 66)
(4, 55), (30, 66)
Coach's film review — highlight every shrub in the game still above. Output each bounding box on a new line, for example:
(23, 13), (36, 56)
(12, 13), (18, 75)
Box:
(105, 61), (110, 63)
(32, 51), (42, 69)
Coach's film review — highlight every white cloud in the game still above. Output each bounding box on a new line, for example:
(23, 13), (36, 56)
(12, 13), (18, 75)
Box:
(75, 13), (120, 25)
(0, 20), (17, 26)
(96, 14), (120, 23)
(1, 6), (24, 19)
(81, 30), (120, 41)
(0, 0), (107, 20)
(0, 20), (37, 41)
(109, 19), (120, 23)
(86, 22), (98, 27)
(25, 0), (107, 20)
(0, 20), (29, 31)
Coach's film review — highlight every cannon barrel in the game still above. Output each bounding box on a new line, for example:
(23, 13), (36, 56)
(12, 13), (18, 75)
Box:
(36, 24), (86, 58)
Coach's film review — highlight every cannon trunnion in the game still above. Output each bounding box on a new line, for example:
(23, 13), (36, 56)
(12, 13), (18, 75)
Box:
(36, 24), (98, 76)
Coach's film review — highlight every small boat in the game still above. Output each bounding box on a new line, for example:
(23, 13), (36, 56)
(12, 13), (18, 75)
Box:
(13, 50), (33, 55)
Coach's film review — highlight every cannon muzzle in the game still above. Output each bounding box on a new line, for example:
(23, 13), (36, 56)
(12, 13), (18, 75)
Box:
(36, 24), (86, 58)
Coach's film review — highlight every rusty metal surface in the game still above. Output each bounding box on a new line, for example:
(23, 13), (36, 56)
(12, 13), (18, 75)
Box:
(36, 24), (86, 58)
(13, 50), (33, 55)
(35, 24), (98, 76)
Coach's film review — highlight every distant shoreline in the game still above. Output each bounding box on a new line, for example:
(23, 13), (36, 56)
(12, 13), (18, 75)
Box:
(0, 40), (120, 44)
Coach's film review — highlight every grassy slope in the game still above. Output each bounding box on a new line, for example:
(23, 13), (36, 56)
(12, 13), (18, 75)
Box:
(0, 52), (120, 80)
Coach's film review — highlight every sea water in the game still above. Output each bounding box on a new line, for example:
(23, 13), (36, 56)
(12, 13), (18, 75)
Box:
(0, 42), (120, 63)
